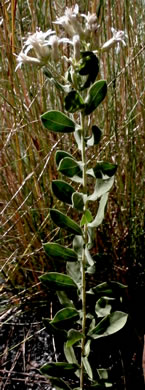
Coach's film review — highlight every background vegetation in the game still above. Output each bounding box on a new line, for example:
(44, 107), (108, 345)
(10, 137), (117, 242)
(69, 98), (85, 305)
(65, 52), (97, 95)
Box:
(0, 0), (145, 388)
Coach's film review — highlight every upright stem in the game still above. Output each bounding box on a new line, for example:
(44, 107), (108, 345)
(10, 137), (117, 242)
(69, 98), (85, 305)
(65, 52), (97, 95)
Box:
(80, 113), (88, 390)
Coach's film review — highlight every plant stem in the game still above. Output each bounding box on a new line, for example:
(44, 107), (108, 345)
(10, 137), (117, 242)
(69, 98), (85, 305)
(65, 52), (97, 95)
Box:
(80, 112), (87, 390)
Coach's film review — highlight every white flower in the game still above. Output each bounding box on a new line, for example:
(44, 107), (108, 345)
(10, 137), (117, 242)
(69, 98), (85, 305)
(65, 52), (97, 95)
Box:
(15, 51), (41, 71)
(54, 4), (83, 37)
(23, 28), (55, 58)
(81, 12), (98, 34)
(102, 28), (127, 52)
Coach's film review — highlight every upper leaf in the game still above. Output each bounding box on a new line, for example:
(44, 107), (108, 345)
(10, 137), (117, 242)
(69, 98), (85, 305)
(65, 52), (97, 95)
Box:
(84, 80), (107, 116)
(41, 110), (75, 133)
(88, 311), (128, 339)
(64, 90), (85, 113)
(50, 209), (82, 235)
(77, 51), (99, 90)
(52, 180), (75, 204)
(39, 272), (77, 290)
(58, 157), (82, 179)
(93, 162), (117, 178)
(55, 150), (74, 167)
(86, 125), (102, 147)
(43, 242), (78, 262)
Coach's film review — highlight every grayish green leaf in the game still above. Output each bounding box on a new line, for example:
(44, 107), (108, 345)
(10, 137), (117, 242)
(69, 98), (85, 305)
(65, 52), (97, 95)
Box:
(88, 177), (114, 201)
(86, 126), (102, 147)
(66, 261), (81, 286)
(72, 192), (87, 211)
(88, 193), (108, 228)
(41, 110), (75, 133)
(88, 311), (128, 339)
(93, 162), (117, 179)
(84, 80), (107, 116)
(58, 157), (82, 179)
(40, 362), (79, 377)
(50, 209), (82, 235)
(51, 307), (79, 325)
(65, 90), (85, 113)
(64, 343), (78, 365)
(57, 291), (74, 308)
(73, 235), (84, 258)
(43, 242), (78, 262)
(80, 210), (93, 227)
(52, 180), (75, 204)
(66, 329), (83, 348)
(55, 150), (74, 167)
(82, 356), (93, 380)
(40, 272), (77, 290)
(95, 297), (115, 317)
(92, 281), (127, 297)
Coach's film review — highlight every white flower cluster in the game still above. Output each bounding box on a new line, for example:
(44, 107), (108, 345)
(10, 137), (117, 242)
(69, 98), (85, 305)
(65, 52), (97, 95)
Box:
(15, 4), (127, 70)
(15, 28), (70, 70)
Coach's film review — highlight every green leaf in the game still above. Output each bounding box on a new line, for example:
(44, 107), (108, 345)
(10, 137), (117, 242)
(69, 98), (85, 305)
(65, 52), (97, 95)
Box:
(97, 368), (109, 380)
(82, 356), (93, 380)
(66, 329), (83, 348)
(85, 247), (94, 266)
(88, 311), (128, 339)
(55, 150), (74, 167)
(41, 110), (75, 133)
(58, 157), (82, 178)
(40, 362), (79, 377)
(74, 127), (82, 151)
(88, 193), (108, 228)
(73, 235), (84, 257)
(80, 209), (93, 227)
(84, 339), (91, 357)
(95, 297), (115, 318)
(57, 291), (74, 308)
(50, 209), (82, 235)
(52, 180), (75, 204)
(51, 307), (79, 325)
(64, 90), (85, 113)
(93, 162), (117, 179)
(66, 261), (81, 286)
(43, 242), (78, 262)
(92, 281), (127, 297)
(64, 343), (78, 365)
(88, 177), (114, 201)
(86, 126), (102, 147)
(72, 192), (87, 211)
(77, 51), (99, 90)
(39, 272), (77, 290)
(84, 80), (107, 116)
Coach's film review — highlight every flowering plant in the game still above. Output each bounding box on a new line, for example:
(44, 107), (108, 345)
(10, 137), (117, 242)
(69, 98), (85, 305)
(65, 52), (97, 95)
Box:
(16, 4), (128, 389)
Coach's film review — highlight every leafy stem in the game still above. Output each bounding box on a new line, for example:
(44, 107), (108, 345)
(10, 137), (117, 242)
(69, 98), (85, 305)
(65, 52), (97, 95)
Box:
(80, 111), (87, 390)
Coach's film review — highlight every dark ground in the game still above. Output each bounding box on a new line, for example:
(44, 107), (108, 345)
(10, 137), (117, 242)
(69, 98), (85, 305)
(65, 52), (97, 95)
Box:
(0, 297), (144, 390)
